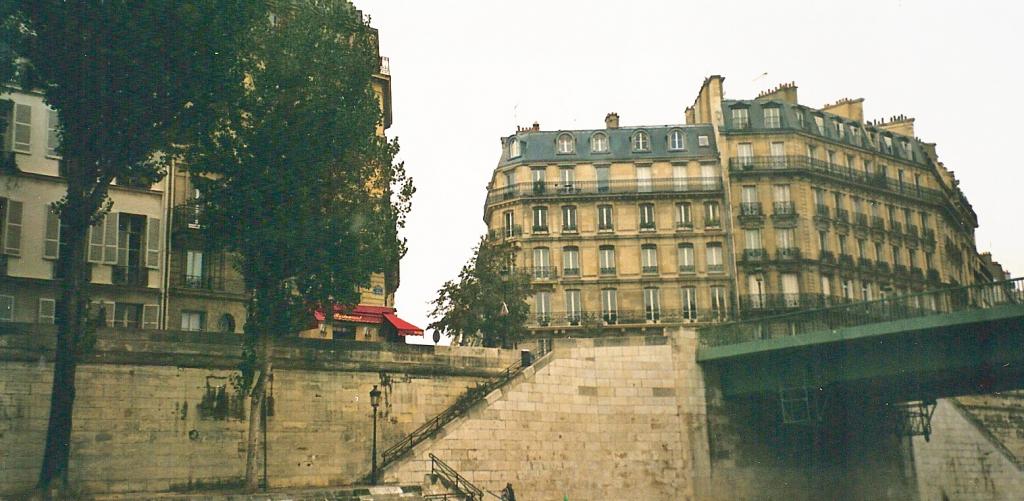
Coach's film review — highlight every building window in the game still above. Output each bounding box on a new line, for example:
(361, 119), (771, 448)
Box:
(737, 143), (753, 166)
(706, 243), (723, 273)
(818, 230), (829, 252)
(601, 288), (618, 324)
(732, 108), (749, 129)
(560, 166), (576, 192)
(678, 244), (695, 273)
(704, 202), (720, 228)
(218, 313), (236, 333)
(669, 129), (686, 150)
(38, 298), (56, 324)
(838, 234), (848, 255)
(562, 205), (577, 232)
(599, 245), (616, 275)
(639, 203), (656, 230)
(503, 210), (515, 237)
(596, 165), (610, 193)
(842, 279), (853, 300)
(770, 142), (785, 166)
(636, 164), (652, 192)
(806, 143), (817, 159)
(698, 135), (710, 147)
(591, 132), (609, 153)
(875, 242), (884, 263)
(777, 228), (795, 250)
(597, 204), (613, 230)
(814, 115), (825, 135)
(744, 229), (763, 251)
(565, 290), (582, 324)
(632, 131), (650, 151)
(562, 246), (580, 276)
(185, 250), (204, 288)
(532, 247), (551, 278)
(780, 273), (799, 307)
(532, 206), (548, 233)
(47, 108), (61, 157)
(503, 170), (516, 189)
(641, 244), (658, 274)
(181, 310), (206, 331)
(892, 246), (901, 266)
(763, 107), (781, 129)
(508, 138), (521, 158)
(556, 133), (575, 154)
(710, 286), (728, 321)
(793, 109), (805, 128)
(644, 287), (661, 321)
(113, 302), (143, 329)
(821, 275), (832, 297)
(0, 295), (13, 321)
(676, 203), (692, 229)
(534, 292), (551, 325)
(531, 167), (546, 193)
(11, 103), (31, 153)
(679, 287), (698, 322)
(748, 275), (766, 309)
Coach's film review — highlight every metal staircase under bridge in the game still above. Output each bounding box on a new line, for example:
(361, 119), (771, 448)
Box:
(365, 345), (551, 484)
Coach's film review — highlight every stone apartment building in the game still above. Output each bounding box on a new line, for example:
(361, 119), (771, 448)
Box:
(483, 76), (994, 336)
(0, 26), (398, 335)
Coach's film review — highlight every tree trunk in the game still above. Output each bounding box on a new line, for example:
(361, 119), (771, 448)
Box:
(244, 334), (273, 492)
(36, 217), (89, 496)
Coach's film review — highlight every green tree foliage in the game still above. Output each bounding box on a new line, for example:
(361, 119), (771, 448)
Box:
(183, 2), (412, 490)
(2, 2), (265, 495)
(429, 237), (532, 348)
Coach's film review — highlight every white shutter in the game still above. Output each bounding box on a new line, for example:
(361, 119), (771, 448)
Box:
(43, 206), (60, 260)
(4, 200), (22, 256)
(47, 108), (60, 157)
(88, 218), (104, 263)
(142, 304), (159, 329)
(12, 104), (31, 153)
(103, 212), (118, 264)
(38, 298), (56, 324)
(145, 217), (161, 269)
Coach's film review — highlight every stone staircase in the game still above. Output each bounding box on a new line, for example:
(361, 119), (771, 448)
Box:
(86, 484), (426, 500)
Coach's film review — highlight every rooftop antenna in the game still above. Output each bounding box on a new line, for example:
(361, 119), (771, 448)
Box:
(752, 71), (768, 82)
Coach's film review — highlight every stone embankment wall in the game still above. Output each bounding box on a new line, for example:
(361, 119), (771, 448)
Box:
(0, 324), (516, 496)
(384, 329), (711, 500)
(913, 397), (1024, 500)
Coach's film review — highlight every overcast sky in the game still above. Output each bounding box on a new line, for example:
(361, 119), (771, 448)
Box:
(358, 0), (1024, 345)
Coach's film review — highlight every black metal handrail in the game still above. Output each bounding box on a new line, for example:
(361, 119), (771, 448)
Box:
(728, 156), (944, 204)
(487, 177), (723, 204)
(527, 309), (732, 327)
(378, 347), (550, 472)
(429, 454), (484, 501)
(701, 277), (1024, 347)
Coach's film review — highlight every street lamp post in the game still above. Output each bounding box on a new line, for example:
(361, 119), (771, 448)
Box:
(369, 385), (381, 485)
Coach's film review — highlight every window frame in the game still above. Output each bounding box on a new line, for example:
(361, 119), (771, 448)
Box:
(590, 132), (609, 153)
(668, 129), (686, 151)
(631, 130), (650, 152)
(556, 133), (575, 155)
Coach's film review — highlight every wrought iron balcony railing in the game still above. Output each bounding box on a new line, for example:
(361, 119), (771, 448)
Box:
(679, 264), (696, 273)
(642, 265), (659, 274)
(872, 216), (885, 230)
(835, 208), (850, 223)
(854, 213), (868, 226)
(701, 277), (1024, 348)
(527, 309), (734, 328)
(839, 254), (855, 267)
(487, 224), (523, 240)
(906, 224), (919, 238)
(532, 225), (549, 234)
(112, 266), (147, 287)
(727, 156), (944, 204)
(676, 221), (694, 231)
(707, 264), (725, 273)
(777, 247), (801, 261)
(891, 221), (903, 234)
(487, 177), (724, 204)
(773, 201), (797, 217)
(738, 293), (847, 314)
(819, 250), (835, 263)
(639, 221), (656, 230)
(815, 204), (830, 218)
(858, 257), (873, 269)
(894, 264), (908, 275)
(563, 267), (580, 277)
(922, 228), (936, 244)
(529, 266), (557, 280)
(876, 261), (890, 273)
(562, 225), (578, 234)
(173, 203), (204, 231)
(927, 268), (940, 282)
(743, 248), (767, 263)
(740, 202), (762, 216)
(599, 266), (616, 276)
(171, 274), (247, 294)
(705, 219), (722, 229)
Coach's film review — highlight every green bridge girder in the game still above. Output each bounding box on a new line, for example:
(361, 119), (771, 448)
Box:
(698, 303), (1024, 401)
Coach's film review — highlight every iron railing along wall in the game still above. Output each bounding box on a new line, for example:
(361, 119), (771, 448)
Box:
(700, 277), (1024, 347)
(428, 454), (484, 501)
(487, 177), (723, 204)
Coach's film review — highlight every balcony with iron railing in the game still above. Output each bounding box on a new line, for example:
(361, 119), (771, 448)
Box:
(834, 208), (850, 224)
(679, 264), (696, 273)
(676, 221), (694, 231)
(529, 266), (557, 280)
(854, 212), (868, 227)
(563, 267), (580, 277)
(738, 293), (847, 315)
(876, 261), (890, 273)
(858, 257), (873, 269)
(890, 221), (903, 234)
(819, 250), (835, 263)
(642, 265), (659, 274)
(922, 228), (936, 245)
(894, 264), (908, 275)
(739, 202), (763, 217)
(487, 177), (724, 204)
(487, 224), (523, 240)
(527, 309), (733, 328)
(910, 266), (924, 280)
(927, 268), (940, 282)
(707, 263), (725, 273)
(705, 219), (722, 229)
(838, 253), (855, 267)
(872, 216), (886, 230)
(906, 224), (919, 238)
(112, 266), (148, 287)
(727, 156), (944, 204)
(172, 203), (204, 232)
(171, 273), (247, 294)
(639, 221), (657, 231)
(599, 266), (616, 276)
(773, 201), (797, 218)
(777, 247), (801, 261)
(561, 225), (578, 234)
(815, 204), (830, 219)
(742, 248), (767, 263)
(532, 224), (549, 234)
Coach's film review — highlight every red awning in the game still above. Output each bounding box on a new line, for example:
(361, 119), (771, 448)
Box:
(383, 313), (424, 336)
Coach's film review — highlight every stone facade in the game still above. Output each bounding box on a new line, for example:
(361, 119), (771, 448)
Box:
(0, 325), (515, 496)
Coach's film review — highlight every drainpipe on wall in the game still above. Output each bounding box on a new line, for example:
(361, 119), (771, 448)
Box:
(160, 159), (176, 330)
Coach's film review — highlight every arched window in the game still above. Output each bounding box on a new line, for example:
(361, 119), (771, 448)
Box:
(632, 130), (650, 151)
(556, 133), (575, 154)
(669, 129), (685, 150)
(218, 313), (236, 333)
(508, 138), (521, 158)
(591, 132), (609, 153)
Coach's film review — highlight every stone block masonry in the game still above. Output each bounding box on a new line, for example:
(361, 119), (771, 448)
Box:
(383, 330), (711, 500)
(0, 324), (516, 496)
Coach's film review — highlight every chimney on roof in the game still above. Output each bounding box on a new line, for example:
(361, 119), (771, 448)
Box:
(605, 112), (620, 129)
(875, 114), (915, 137)
(755, 81), (799, 104)
(821, 97), (865, 122)
(532, 121), (540, 132)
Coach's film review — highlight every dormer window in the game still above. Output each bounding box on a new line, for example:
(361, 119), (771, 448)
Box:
(814, 115), (825, 134)
(591, 132), (609, 153)
(556, 133), (575, 154)
(763, 107), (780, 129)
(793, 109), (805, 128)
(883, 135), (893, 152)
(732, 108), (750, 129)
(631, 130), (650, 151)
(669, 129), (686, 150)
(508, 138), (521, 158)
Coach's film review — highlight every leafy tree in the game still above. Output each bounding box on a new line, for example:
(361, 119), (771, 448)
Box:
(429, 237), (532, 348)
(183, 2), (412, 491)
(2, 2), (265, 495)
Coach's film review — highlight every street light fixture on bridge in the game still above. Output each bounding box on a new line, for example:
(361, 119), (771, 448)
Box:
(370, 385), (381, 485)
